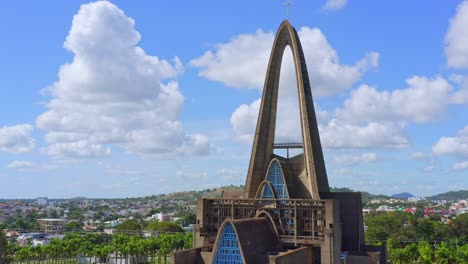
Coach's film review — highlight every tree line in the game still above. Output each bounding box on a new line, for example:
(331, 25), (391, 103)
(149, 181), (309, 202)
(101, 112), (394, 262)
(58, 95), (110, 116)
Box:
(365, 211), (467, 263)
(0, 228), (192, 264)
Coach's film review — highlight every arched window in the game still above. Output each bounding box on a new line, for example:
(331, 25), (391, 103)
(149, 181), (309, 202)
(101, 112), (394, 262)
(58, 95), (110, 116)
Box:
(213, 223), (242, 264)
(261, 160), (289, 199)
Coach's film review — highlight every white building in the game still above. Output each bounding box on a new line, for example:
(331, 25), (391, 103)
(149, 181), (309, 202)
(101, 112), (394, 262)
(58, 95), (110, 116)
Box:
(36, 197), (48, 206)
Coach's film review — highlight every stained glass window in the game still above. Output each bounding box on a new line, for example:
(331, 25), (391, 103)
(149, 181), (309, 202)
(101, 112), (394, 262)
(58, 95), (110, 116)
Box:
(213, 223), (243, 264)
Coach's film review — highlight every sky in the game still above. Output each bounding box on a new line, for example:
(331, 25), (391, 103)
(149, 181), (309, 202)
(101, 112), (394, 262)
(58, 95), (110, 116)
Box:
(0, 0), (467, 199)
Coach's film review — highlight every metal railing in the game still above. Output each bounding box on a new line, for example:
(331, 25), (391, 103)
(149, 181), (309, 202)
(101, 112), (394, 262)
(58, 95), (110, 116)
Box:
(198, 198), (325, 245)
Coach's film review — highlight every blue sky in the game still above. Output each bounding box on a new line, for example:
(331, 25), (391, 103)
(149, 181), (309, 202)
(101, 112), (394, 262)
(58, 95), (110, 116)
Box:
(0, 0), (467, 198)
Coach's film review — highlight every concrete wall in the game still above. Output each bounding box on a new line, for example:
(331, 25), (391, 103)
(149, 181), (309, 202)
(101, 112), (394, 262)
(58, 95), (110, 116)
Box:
(170, 245), (213, 264)
(269, 247), (316, 264)
(320, 192), (364, 252)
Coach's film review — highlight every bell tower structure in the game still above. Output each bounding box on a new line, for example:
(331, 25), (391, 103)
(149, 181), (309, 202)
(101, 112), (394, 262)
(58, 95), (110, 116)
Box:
(244, 20), (329, 200)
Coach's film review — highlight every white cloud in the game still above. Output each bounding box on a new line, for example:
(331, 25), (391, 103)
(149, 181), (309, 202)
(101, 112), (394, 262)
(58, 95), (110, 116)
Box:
(230, 99), (261, 144)
(336, 76), (453, 124)
(43, 140), (111, 159)
(445, 1), (468, 68)
(191, 26), (378, 97)
(36, 1), (214, 159)
(433, 126), (468, 157)
(449, 74), (468, 104)
(319, 120), (409, 149)
(176, 170), (208, 180)
(231, 97), (410, 148)
(7, 160), (37, 170)
(0, 124), (36, 153)
(453, 160), (468, 170)
(410, 152), (432, 160)
(332, 153), (377, 165)
(216, 169), (242, 181)
(322, 0), (348, 11)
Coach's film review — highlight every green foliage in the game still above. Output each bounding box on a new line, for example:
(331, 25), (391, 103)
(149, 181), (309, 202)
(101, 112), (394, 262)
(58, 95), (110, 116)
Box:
(330, 187), (353, 192)
(388, 247), (410, 264)
(64, 220), (83, 231)
(452, 213), (468, 239)
(417, 241), (434, 264)
(176, 213), (196, 227)
(5, 216), (40, 231)
(146, 221), (183, 233)
(428, 190), (468, 200)
(0, 231), (13, 264)
(365, 212), (411, 243)
(67, 206), (84, 221)
(116, 220), (142, 234)
(434, 242), (457, 264)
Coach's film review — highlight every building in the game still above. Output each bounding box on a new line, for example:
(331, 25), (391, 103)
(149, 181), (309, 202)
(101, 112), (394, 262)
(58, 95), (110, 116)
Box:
(37, 218), (66, 234)
(172, 20), (384, 264)
(36, 197), (48, 206)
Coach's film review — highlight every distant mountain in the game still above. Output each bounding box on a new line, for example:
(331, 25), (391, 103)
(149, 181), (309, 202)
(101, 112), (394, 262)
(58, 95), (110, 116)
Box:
(391, 192), (414, 199)
(428, 190), (468, 200)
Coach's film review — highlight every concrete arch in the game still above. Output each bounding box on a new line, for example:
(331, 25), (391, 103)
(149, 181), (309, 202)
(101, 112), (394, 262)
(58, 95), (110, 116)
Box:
(255, 210), (285, 236)
(211, 218), (282, 264)
(244, 20), (329, 199)
(255, 180), (277, 199)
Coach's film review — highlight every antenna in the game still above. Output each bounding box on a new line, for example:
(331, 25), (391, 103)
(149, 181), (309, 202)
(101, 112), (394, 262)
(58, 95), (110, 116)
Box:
(285, 0), (291, 19)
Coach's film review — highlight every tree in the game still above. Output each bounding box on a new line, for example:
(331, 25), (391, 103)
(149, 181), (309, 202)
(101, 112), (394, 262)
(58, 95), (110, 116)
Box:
(64, 220), (84, 231)
(415, 218), (436, 240)
(176, 213), (196, 227)
(404, 243), (419, 263)
(388, 248), (409, 264)
(452, 213), (467, 239)
(116, 220), (142, 234)
(434, 242), (457, 264)
(146, 221), (183, 233)
(0, 231), (13, 264)
(417, 241), (434, 264)
(365, 212), (409, 243)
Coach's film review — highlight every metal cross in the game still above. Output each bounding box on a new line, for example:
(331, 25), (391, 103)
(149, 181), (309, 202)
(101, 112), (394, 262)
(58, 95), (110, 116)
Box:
(285, 0), (291, 19)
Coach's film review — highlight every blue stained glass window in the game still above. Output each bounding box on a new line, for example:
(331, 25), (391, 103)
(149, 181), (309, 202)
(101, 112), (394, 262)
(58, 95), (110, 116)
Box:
(213, 223), (243, 264)
(261, 160), (289, 199)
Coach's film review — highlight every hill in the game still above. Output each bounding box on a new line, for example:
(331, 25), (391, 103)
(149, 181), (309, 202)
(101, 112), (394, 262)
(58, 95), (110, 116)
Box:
(428, 190), (468, 200)
(391, 192), (414, 199)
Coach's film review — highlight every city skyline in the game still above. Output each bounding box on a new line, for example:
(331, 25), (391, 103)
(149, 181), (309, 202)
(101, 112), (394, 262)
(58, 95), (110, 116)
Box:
(1, 0), (467, 198)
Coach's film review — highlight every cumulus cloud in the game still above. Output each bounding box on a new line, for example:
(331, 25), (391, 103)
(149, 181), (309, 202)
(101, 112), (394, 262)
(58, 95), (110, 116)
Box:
(332, 153), (377, 165)
(36, 1), (214, 159)
(231, 97), (409, 148)
(433, 126), (468, 157)
(191, 26), (378, 97)
(176, 170), (208, 180)
(216, 169), (242, 181)
(410, 152), (432, 160)
(453, 160), (468, 170)
(336, 76), (453, 124)
(0, 124), (36, 153)
(7, 160), (38, 170)
(449, 74), (468, 104)
(319, 120), (409, 149)
(230, 99), (261, 144)
(322, 0), (348, 11)
(445, 1), (468, 68)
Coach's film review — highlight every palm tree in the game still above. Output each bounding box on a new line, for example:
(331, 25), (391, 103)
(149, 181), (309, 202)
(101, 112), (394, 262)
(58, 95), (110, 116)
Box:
(435, 242), (456, 264)
(418, 241), (434, 264)
(389, 247), (410, 264)
(404, 243), (419, 263)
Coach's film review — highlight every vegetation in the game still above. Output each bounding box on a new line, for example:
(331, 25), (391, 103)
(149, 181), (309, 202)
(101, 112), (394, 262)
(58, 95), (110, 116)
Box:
(1, 232), (192, 264)
(365, 211), (468, 263)
(116, 220), (142, 233)
(428, 190), (468, 201)
(146, 221), (183, 233)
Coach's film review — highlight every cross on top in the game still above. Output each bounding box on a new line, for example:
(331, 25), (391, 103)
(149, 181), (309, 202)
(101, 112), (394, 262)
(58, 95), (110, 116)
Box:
(285, 0), (291, 19)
